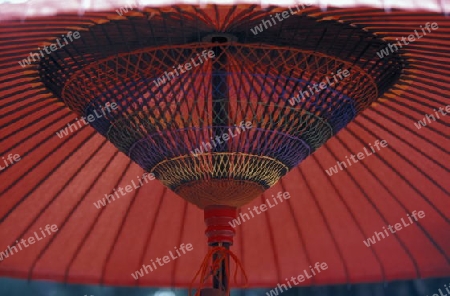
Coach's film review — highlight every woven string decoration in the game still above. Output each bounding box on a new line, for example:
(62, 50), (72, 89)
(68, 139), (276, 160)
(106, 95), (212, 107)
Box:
(38, 8), (405, 208)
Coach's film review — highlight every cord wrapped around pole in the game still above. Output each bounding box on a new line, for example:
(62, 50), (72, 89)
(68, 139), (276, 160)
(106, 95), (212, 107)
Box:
(189, 206), (248, 296)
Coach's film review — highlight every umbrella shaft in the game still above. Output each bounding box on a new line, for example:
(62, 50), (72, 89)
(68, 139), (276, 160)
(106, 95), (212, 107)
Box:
(212, 243), (230, 293)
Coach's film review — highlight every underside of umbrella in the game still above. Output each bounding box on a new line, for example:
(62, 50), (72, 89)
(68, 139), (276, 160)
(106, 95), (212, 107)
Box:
(0, 0), (449, 290)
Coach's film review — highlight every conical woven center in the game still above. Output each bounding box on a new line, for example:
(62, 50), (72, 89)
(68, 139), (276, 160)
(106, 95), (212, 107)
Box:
(38, 11), (405, 208)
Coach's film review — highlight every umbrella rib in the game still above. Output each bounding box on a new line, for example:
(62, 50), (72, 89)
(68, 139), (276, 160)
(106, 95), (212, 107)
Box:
(378, 102), (448, 139)
(280, 178), (316, 285)
(360, 113), (449, 172)
(405, 48), (450, 59)
(0, 126), (92, 206)
(95, 161), (139, 285)
(0, 101), (57, 130)
(0, 96), (56, 120)
(0, 134), (103, 262)
(74, 19), (171, 149)
(332, 135), (421, 274)
(171, 7), (189, 46)
(313, 151), (388, 280)
(401, 72), (450, 96)
(412, 81), (450, 98)
(214, 4), (221, 31)
(345, 125), (450, 225)
(353, 120), (449, 196)
(170, 201), (189, 286)
(0, 106), (67, 150)
(28, 149), (121, 281)
(392, 85), (450, 113)
(0, 84), (49, 104)
(0, 73), (44, 89)
(261, 193), (283, 283)
(225, 4), (258, 32)
(408, 64), (449, 83)
(334, 133), (450, 267)
(66, 22), (136, 122)
(369, 107), (449, 155)
(219, 5), (238, 31)
(68, 157), (132, 285)
(399, 77), (450, 100)
(297, 165), (351, 283)
(9, 137), (106, 268)
(189, 5), (215, 29)
(413, 61), (450, 75)
(135, 187), (167, 287)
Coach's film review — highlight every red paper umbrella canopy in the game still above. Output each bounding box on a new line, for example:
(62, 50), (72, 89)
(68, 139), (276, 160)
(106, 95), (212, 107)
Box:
(0, 2), (449, 289)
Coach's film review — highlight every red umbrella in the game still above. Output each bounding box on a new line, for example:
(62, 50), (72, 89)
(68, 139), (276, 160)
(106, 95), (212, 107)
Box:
(0, 1), (449, 294)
